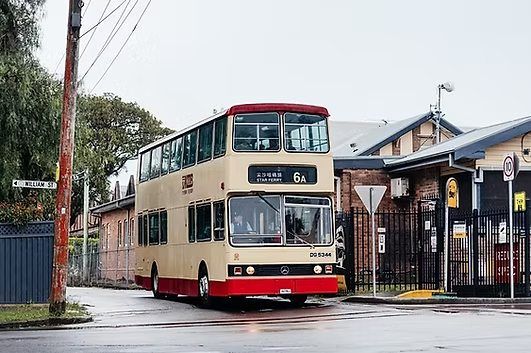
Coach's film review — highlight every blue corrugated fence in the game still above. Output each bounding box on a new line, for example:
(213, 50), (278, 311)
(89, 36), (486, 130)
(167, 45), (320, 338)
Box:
(0, 222), (54, 304)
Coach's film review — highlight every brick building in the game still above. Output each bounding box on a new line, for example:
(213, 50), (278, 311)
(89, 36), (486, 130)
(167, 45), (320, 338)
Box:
(90, 176), (136, 283)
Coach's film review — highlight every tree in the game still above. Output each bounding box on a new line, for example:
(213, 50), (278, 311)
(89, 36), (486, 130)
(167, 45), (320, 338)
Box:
(71, 93), (173, 223)
(0, 0), (61, 221)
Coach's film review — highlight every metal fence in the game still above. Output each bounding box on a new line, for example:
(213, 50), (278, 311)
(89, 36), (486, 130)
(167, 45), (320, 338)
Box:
(0, 222), (54, 304)
(68, 245), (136, 288)
(336, 205), (441, 294)
(448, 207), (531, 297)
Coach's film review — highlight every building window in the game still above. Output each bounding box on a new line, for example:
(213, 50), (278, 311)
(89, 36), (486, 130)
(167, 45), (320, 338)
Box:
(123, 219), (128, 246)
(198, 122), (214, 162)
(213, 201), (225, 241)
(140, 151), (151, 182)
(160, 211), (168, 244)
(188, 206), (195, 243)
(150, 146), (162, 179)
(214, 117), (227, 157)
(130, 218), (135, 246)
(182, 130), (198, 168)
(233, 113), (280, 151)
(161, 142), (171, 175)
(118, 221), (122, 247)
(170, 137), (183, 172)
(149, 213), (160, 245)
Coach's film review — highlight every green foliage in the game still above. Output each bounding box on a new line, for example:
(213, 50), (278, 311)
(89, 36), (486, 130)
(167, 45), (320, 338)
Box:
(68, 237), (99, 255)
(0, 0), (45, 55)
(71, 93), (173, 223)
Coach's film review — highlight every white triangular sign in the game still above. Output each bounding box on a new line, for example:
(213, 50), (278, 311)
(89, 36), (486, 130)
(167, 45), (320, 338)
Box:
(354, 186), (387, 214)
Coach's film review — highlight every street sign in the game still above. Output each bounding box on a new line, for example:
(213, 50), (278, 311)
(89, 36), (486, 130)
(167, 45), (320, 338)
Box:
(499, 221), (507, 243)
(378, 233), (385, 254)
(354, 186), (387, 214)
(430, 227), (437, 253)
(12, 179), (57, 189)
(514, 191), (526, 212)
(503, 153), (520, 181)
(446, 177), (459, 208)
(452, 221), (467, 239)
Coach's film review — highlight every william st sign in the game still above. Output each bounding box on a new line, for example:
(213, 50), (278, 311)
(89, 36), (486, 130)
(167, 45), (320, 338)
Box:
(12, 179), (57, 189)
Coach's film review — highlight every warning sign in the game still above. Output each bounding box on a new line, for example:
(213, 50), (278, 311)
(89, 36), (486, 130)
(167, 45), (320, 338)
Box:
(514, 191), (526, 212)
(453, 221), (467, 239)
(446, 178), (459, 208)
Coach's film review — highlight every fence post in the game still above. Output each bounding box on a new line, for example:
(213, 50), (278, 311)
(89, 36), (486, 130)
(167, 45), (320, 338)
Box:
(472, 209), (479, 297)
(525, 200), (530, 297)
(417, 201), (424, 290)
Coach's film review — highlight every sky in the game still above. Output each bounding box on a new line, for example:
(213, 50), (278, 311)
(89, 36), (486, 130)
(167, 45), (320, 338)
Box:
(36, 0), (531, 185)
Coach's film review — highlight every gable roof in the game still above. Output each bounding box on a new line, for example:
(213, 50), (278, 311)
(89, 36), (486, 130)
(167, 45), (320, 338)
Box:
(387, 116), (531, 169)
(332, 112), (463, 157)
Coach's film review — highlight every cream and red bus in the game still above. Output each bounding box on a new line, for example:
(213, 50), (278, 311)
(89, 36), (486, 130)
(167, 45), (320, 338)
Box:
(134, 103), (337, 305)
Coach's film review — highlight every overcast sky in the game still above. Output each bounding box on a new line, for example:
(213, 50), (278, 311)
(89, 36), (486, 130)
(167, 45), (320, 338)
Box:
(37, 1), (531, 185)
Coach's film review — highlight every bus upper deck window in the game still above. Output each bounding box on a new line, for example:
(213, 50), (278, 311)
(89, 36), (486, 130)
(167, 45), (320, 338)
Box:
(169, 137), (182, 172)
(284, 113), (329, 152)
(183, 130), (198, 168)
(150, 146), (162, 178)
(198, 123), (214, 162)
(233, 113), (280, 152)
(140, 151), (151, 182)
(161, 142), (170, 175)
(214, 118), (227, 157)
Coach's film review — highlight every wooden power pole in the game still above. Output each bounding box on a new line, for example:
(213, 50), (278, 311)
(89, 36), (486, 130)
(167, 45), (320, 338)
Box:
(49, 0), (82, 316)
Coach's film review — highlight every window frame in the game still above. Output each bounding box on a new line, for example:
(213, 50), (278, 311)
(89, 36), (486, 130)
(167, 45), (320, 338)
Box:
(150, 145), (163, 179)
(283, 113), (330, 154)
(197, 122), (214, 163)
(161, 142), (171, 175)
(148, 212), (160, 245)
(169, 136), (183, 173)
(139, 151), (152, 182)
(213, 201), (225, 241)
(196, 203), (212, 242)
(118, 220), (122, 247)
(137, 215), (143, 246)
(142, 214), (149, 246)
(182, 130), (198, 169)
(188, 206), (196, 243)
(160, 210), (168, 244)
(232, 112), (281, 153)
(213, 117), (227, 158)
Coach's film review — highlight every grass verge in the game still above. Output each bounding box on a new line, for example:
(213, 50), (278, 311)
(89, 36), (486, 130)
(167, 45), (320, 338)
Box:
(0, 302), (90, 328)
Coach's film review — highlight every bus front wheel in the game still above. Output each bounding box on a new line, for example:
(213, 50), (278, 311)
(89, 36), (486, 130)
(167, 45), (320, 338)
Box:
(289, 295), (307, 306)
(198, 267), (211, 307)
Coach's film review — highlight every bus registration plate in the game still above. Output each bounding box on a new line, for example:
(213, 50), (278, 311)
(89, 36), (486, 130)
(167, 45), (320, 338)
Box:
(279, 288), (292, 294)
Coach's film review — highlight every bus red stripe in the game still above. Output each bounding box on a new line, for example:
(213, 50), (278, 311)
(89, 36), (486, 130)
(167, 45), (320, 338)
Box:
(135, 275), (338, 297)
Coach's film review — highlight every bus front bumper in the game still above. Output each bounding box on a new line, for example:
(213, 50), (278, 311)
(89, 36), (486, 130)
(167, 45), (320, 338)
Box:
(212, 276), (338, 296)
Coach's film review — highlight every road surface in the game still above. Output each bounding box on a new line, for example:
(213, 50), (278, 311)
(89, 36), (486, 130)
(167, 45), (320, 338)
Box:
(2, 287), (531, 352)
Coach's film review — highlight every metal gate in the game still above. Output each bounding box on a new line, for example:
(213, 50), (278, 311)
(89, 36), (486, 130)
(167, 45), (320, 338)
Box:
(448, 207), (531, 297)
(336, 204), (442, 293)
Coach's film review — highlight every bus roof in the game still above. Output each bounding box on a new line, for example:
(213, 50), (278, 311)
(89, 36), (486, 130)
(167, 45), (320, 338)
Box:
(139, 103), (330, 154)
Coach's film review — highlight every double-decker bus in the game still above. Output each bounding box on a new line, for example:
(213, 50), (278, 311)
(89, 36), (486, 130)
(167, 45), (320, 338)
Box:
(134, 103), (337, 305)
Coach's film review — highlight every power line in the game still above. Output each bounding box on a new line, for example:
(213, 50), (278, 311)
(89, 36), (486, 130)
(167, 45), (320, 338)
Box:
(79, 0), (138, 83)
(82, 0), (92, 16)
(79, 0), (128, 40)
(79, 0), (111, 59)
(90, 0), (152, 94)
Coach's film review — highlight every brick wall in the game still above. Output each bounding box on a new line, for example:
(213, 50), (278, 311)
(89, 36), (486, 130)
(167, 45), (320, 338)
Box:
(99, 206), (136, 282)
(340, 169), (395, 211)
(411, 167), (440, 203)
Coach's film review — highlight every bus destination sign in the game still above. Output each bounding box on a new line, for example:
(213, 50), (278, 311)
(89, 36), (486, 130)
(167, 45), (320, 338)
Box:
(248, 166), (317, 184)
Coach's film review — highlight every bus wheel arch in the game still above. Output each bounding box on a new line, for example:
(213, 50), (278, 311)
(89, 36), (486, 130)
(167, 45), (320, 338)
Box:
(198, 261), (211, 307)
(151, 262), (163, 299)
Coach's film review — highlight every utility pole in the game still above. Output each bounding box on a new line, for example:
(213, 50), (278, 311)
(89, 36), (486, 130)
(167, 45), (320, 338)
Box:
(49, 0), (82, 316)
(82, 170), (89, 282)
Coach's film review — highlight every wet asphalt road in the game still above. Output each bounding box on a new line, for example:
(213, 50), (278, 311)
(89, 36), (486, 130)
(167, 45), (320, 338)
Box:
(2, 288), (531, 352)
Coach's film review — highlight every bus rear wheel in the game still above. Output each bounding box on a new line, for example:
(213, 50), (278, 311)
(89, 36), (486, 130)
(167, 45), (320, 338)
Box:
(151, 266), (163, 299)
(198, 267), (211, 307)
(289, 295), (307, 306)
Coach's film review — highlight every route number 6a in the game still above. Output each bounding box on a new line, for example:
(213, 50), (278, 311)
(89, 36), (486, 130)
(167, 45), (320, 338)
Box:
(293, 172), (307, 183)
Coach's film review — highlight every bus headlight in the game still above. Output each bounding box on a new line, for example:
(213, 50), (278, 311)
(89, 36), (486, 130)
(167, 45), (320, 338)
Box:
(246, 266), (255, 275)
(234, 266), (242, 275)
(313, 265), (323, 274)
(325, 265), (333, 274)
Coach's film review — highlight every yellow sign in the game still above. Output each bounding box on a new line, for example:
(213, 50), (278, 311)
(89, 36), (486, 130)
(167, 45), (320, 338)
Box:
(515, 191), (526, 212)
(453, 222), (467, 239)
(447, 177), (459, 208)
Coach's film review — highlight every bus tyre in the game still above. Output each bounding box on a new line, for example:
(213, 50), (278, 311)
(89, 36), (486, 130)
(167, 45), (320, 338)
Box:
(289, 295), (307, 306)
(151, 266), (163, 299)
(198, 268), (211, 307)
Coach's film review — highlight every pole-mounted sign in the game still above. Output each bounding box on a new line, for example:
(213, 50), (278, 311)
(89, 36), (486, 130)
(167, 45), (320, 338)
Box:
(12, 179), (57, 189)
(503, 152), (520, 299)
(354, 185), (387, 298)
(443, 177), (459, 293)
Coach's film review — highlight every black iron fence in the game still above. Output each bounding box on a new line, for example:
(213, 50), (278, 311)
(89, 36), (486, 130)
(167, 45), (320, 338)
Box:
(336, 204), (442, 294)
(448, 207), (531, 297)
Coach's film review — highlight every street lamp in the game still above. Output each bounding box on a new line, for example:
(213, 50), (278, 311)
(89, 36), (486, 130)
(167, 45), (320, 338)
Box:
(434, 82), (454, 144)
